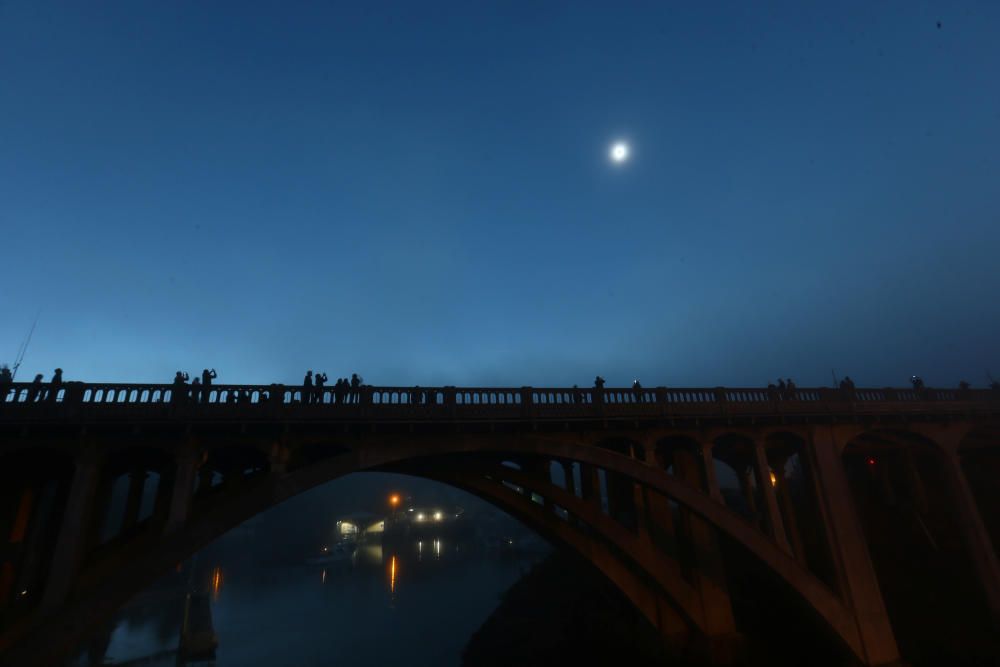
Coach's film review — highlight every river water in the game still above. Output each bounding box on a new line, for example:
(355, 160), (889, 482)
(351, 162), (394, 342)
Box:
(92, 537), (545, 667)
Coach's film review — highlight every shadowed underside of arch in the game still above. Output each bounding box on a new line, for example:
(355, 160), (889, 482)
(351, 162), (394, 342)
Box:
(0, 431), (876, 666)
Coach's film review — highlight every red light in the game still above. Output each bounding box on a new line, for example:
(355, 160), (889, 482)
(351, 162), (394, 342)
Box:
(866, 457), (877, 466)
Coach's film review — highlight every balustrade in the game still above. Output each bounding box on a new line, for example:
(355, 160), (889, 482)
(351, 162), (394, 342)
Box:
(1, 381), (997, 421)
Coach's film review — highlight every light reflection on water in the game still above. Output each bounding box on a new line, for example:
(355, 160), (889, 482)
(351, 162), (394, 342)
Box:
(98, 540), (544, 666)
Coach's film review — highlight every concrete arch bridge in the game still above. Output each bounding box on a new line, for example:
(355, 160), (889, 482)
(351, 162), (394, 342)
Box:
(0, 381), (998, 665)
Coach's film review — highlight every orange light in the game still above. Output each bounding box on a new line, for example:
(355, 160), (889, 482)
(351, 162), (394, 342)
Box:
(769, 470), (778, 487)
(389, 494), (400, 507)
(211, 567), (223, 600)
(389, 555), (397, 594)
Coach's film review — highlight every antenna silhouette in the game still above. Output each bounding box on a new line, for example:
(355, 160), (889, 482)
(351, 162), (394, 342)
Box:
(11, 313), (39, 381)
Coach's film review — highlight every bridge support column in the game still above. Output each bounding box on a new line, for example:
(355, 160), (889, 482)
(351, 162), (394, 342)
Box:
(674, 449), (741, 663)
(578, 463), (601, 508)
(810, 427), (900, 666)
(164, 450), (200, 535)
(14, 481), (58, 607)
(699, 441), (723, 503)
(753, 441), (791, 553)
(0, 485), (35, 608)
(772, 456), (805, 560)
(120, 470), (147, 534)
(40, 447), (102, 613)
(738, 467), (758, 523)
(941, 448), (1000, 626)
(561, 461), (576, 496)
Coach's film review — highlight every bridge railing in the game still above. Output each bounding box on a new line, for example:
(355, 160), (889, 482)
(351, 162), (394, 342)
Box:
(1, 381), (997, 418)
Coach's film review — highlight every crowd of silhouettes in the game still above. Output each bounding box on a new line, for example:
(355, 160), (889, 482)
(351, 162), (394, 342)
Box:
(301, 371), (363, 404)
(767, 378), (797, 400)
(3, 368), (1000, 407)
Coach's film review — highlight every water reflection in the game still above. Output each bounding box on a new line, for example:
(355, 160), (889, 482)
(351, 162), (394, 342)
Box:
(210, 567), (223, 601)
(84, 537), (546, 666)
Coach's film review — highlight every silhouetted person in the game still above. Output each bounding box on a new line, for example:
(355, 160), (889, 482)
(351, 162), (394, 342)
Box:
(30, 374), (43, 402)
(777, 379), (786, 397)
(191, 377), (201, 402)
(172, 371), (189, 403)
(350, 374), (361, 403)
(785, 378), (796, 398)
(911, 376), (925, 392)
(412, 386), (422, 405)
(303, 371), (313, 404)
(572, 384), (582, 404)
(315, 372), (327, 404)
(0, 365), (11, 404)
(201, 369), (217, 403)
(767, 382), (778, 400)
(594, 376), (605, 389)
(632, 379), (643, 403)
(46, 368), (63, 402)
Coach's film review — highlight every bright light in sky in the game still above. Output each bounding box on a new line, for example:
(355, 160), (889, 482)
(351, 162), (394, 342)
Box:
(610, 141), (629, 164)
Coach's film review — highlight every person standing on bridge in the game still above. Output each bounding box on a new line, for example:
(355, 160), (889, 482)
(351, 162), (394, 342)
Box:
(350, 373), (362, 403)
(171, 371), (189, 404)
(29, 373), (43, 402)
(201, 369), (217, 403)
(0, 365), (11, 404)
(632, 379), (643, 403)
(315, 372), (327, 404)
(910, 376), (925, 393)
(593, 376), (605, 404)
(785, 378), (796, 399)
(303, 371), (313, 404)
(47, 368), (63, 402)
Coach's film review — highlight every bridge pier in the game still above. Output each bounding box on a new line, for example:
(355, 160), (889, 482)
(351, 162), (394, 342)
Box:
(673, 448), (742, 664)
(0, 483), (45, 613)
(699, 441), (723, 503)
(164, 449), (200, 535)
(940, 446), (1000, 626)
(753, 440), (791, 554)
(770, 455), (806, 560)
(810, 426), (901, 667)
(41, 447), (102, 613)
(120, 469), (147, 535)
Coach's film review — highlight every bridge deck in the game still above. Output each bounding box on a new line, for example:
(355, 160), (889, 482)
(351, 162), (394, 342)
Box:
(2, 382), (998, 426)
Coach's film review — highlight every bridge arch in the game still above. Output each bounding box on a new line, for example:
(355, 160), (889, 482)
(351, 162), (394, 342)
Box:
(0, 432), (873, 665)
(842, 427), (999, 662)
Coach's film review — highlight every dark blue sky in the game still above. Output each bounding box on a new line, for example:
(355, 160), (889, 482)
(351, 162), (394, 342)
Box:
(2, 2), (998, 388)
